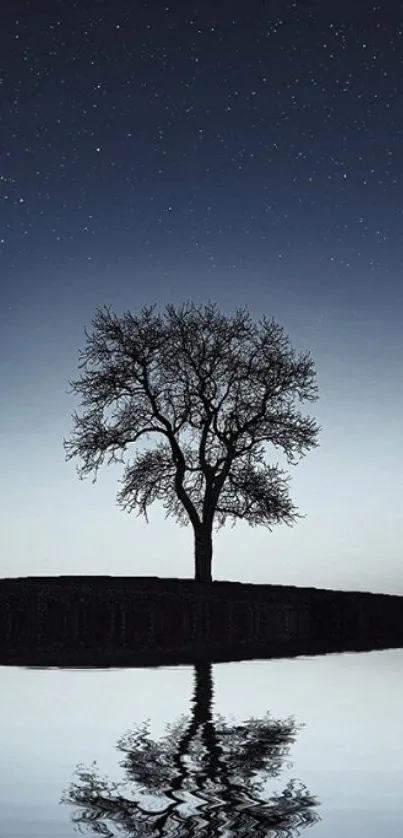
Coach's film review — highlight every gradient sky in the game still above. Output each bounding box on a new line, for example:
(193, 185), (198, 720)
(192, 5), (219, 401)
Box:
(1, 0), (402, 593)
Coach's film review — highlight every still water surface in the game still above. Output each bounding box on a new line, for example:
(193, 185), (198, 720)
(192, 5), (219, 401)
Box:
(1, 648), (402, 836)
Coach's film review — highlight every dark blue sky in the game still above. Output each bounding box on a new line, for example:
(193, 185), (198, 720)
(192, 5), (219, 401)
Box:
(1, 0), (402, 592)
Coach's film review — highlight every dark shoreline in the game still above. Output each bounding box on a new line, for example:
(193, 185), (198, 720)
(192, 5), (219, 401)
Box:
(1, 575), (402, 668)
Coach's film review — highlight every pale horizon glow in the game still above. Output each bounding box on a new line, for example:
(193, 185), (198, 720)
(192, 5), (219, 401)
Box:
(0, 283), (401, 596)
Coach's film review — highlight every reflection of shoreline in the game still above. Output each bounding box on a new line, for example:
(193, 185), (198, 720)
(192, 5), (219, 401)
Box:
(1, 576), (403, 668)
(4, 635), (402, 669)
(61, 661), (321, 836)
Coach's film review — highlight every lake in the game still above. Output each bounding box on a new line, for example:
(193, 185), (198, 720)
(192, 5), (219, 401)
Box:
(1, 647), (402, 836)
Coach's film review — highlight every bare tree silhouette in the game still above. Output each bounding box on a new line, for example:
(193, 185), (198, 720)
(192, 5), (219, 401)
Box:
(61, 662), (320, 836)
(64, 301), (320, 581)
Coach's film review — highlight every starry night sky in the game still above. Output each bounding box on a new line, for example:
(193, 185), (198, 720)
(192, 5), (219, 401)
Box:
(1, 0), (402, 593)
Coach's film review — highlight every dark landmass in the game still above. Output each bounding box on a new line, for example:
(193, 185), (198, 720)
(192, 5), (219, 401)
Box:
(0, 575), (402, 668)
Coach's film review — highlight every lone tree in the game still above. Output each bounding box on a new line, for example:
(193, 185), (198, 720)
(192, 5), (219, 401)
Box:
(64, 300), (320, 582)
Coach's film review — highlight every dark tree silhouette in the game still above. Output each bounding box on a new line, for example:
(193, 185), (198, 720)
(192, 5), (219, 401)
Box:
(61, 662), (321, 837)
(64, 300), (320, 581)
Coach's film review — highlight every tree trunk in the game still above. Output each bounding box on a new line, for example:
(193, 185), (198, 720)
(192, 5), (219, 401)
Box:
(194, 524), (213, 583)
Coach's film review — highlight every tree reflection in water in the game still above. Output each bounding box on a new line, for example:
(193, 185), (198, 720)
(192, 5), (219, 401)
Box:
(61, 662), (320, 836)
